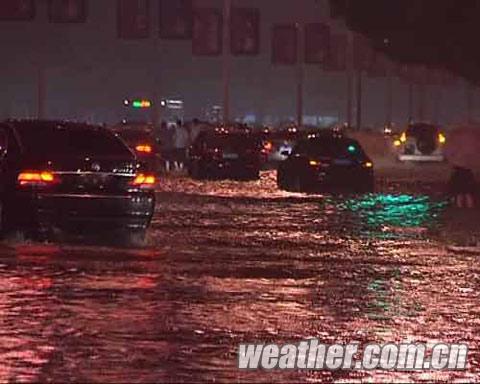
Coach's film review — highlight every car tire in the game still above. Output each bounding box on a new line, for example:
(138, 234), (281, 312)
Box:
(356, 179), (375, 194)
(0, 201), (4, 237)
(246, 169), (260, 181)
(128, 229), (147, 246)
(277, 170), (288, 190)
(0, 201), (13, 238)
(291, 175), (304, 193)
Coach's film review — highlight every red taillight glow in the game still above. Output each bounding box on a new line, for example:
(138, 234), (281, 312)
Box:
(18, 171), (57, 186)
(263, 141), (273, 152)
(135, 144), (153, 154)
(130, 174), (156, 188)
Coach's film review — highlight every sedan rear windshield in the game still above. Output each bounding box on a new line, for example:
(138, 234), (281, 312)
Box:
(294, 138), (367, 159)
(14, 122), (132, 157)
(115, 129), (155, 143)
(407, 124), (439, 137)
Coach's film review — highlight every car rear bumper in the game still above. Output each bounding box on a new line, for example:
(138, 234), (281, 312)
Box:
(312, 168), (374, 191)
(398, 154), (445, 162)
(206, 159), (260, 176)
(11, 192), (155, 231)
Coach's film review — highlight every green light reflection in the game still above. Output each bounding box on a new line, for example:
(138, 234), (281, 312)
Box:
(337, 194), (448, 234)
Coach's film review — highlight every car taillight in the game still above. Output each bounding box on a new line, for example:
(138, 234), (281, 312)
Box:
(18, 171), (58, 187)
(262, 141), (273, 153)
(135, 144), (153, 154)
(130, 173), (156, 189)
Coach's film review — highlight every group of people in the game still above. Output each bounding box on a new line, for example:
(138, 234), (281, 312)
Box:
(160, 119), (203, 172)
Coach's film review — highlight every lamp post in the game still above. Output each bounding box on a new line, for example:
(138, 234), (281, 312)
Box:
(222, 0), (232, 124)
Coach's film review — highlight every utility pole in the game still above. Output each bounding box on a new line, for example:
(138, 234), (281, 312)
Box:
(222, 0), (232, 124)
(417, 82), (426, 122)
(408, 81), (414, 123)
(296, 22), (304, 128)
(383, 39), (393, 128)
(466, 81), (474, 124)
(151, 30), (161, 130)
(433, 85), (442, 125)
(37, 64), (46, 119)
(386, 64), (393, 128)
(346, 31), (354, 128)
(355, 68), (362, 130)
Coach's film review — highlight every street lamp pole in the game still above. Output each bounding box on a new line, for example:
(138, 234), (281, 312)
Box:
(466, 81), (474, 124)
(37, 63), (46, 119)
(386, 66), (393, 127)
(346, 31), (354, 128)
(296, 22), (304, 127)
(222, 0), (232, 124)
(355, 68), (363, 130)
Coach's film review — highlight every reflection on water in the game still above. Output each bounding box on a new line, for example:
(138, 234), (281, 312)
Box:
(0, 174), (477, 382)
(339, 194), (448, 239)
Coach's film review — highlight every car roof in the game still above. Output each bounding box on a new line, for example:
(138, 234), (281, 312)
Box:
(408, 123), (438, 129)
(5, 119), (104, 132)
(300, 132), (351, 142)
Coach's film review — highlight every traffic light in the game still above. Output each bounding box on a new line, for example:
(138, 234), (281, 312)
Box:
(124, 99), (152, 108)
(132, 100), (152, 108)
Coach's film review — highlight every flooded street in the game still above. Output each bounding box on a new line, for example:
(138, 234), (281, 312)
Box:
(0, 171), (478, 382)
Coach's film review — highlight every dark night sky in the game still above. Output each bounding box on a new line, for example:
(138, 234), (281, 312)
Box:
(0, 0), (476, 127)
(332, 0), (480, 80)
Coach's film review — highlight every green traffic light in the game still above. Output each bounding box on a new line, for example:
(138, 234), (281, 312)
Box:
(131, 100), (152, 108)
(348, 145), (356, 153)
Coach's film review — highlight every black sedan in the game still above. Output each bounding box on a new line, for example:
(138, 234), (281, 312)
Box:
(187, 130), (263, 180)
(277, 135), (374, 193)
(0, 120), (156, 239)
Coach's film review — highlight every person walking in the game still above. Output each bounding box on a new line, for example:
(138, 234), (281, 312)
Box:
(173, 120), (189, 172)
(448, 166), (477, 208)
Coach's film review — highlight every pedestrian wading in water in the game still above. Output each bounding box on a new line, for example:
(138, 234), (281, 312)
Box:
(448, 166), (477, 208)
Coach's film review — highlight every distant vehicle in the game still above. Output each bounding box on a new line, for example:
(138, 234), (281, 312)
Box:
(259, 127), (302, 162)
(187, 129), (263, 180)
(277, 134), (374, 193)
(0, 120), (156, 239)
(111, 122), (162, 172)
(393, 123), (446, 162)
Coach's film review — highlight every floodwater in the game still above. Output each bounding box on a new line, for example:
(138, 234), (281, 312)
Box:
(0, 171), (478, 382)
